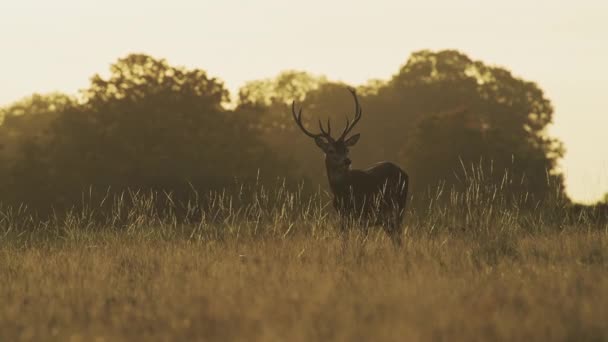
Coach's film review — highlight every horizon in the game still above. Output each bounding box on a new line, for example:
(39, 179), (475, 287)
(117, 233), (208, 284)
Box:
(1, 0), (606, 203)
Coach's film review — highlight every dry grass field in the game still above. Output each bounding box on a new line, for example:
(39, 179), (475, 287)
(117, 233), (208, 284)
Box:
(1, 183), (607, 341)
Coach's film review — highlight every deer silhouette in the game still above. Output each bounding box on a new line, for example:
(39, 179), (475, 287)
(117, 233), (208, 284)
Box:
(292, 88), (409, 245)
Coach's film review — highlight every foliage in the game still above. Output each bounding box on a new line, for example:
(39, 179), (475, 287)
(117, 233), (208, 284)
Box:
(0, 54), (296, 213)
(0, 49), (569, 213)
(238, 70), (327, 107)
(238, 50), (566, 205)
(385, 50), (564, 201)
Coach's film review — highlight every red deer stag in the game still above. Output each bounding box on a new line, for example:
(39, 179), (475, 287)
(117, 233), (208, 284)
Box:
(292, 88), (409, 245)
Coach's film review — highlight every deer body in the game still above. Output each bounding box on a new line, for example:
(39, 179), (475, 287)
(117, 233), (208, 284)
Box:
(328, 161), (408, 244)
(292, 88), (409, 245)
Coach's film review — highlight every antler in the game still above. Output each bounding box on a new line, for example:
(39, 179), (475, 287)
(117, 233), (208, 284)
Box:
(292, 101), (333, 140)
(338, 87), (362, 141)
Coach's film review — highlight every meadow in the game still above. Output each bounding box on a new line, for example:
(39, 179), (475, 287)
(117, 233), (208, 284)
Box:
(1, 180), (606, 341)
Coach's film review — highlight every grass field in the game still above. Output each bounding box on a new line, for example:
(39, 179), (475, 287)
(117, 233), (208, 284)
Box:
(1, 183), (607, 341)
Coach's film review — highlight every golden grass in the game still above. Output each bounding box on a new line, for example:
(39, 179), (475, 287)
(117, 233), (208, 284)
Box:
(0, 182), (607, 341)
(1, 228), (606, 341)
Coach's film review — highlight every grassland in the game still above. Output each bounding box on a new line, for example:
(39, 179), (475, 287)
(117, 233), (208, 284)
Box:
(1, 183), (607, 341)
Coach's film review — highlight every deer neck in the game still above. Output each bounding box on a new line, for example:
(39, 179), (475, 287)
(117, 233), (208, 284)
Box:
(325, 158), (351, 192)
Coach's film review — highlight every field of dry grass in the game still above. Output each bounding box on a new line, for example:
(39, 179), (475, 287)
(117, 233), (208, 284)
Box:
(1, 183), (607, 341)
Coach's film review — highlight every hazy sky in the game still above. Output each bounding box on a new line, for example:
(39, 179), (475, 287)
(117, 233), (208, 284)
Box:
(1, 0), (606, 202)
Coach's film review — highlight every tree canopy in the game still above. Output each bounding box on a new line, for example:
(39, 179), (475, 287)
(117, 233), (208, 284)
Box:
(0, 50), (568, 214)
(238, 50), (565, 204)
(0, 54), (294, 212)
(375, 50), (564, 201)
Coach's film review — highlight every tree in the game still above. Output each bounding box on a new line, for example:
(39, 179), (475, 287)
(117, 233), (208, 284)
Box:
(0, 93), (75, 163)
(239, 50), (565, 204)
(0, 50), (567, 212)
(238, 70), (326, 107)
(368, 50), (565, 203)
(0, 54), (296, 213)
(0, 93), (77, 208)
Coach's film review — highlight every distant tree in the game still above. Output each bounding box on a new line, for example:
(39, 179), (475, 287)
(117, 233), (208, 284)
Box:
(239, 50), (565, 204)
(0, 93), (75, 162)
(0, 54), (296, 212)
(366, 50), (565, 202)
(0, 50), (568, 212)
(238, 70), (326, 107)
(0, 93), (77, 207)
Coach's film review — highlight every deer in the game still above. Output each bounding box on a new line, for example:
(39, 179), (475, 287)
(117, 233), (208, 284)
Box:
(292, 88), (409, 246)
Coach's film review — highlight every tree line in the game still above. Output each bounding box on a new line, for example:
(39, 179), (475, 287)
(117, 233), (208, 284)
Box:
(0, 50), (568, 215)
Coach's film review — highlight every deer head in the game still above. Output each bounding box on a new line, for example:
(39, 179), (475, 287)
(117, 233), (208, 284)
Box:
(292, 88), (362, 172)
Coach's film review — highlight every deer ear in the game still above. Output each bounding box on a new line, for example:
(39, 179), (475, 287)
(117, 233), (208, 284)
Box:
(314, 136), (330, 151)
(344, 134), (360, 147)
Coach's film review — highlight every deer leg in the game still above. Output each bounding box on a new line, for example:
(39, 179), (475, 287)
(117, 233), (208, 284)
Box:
(361, 223), (371, 247)
(337, 214), (351, 254)
(339, 215), (349, 234)
(384, 211), (403, 248)
(350, 220), (369, 255)
(389, 227), (403, 247)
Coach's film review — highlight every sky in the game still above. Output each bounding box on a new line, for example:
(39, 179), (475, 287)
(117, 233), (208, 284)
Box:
(1, 0), (607, 203)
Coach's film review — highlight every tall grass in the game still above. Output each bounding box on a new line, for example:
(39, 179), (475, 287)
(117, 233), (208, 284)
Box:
(0, 171), (606, 341)
(1, 167), (603, 246)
